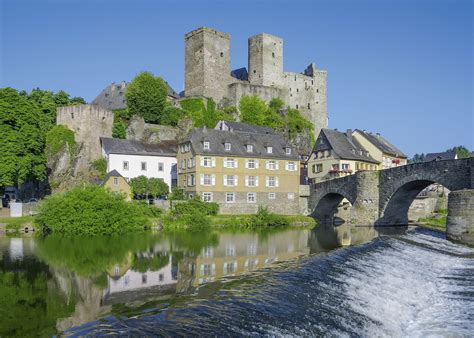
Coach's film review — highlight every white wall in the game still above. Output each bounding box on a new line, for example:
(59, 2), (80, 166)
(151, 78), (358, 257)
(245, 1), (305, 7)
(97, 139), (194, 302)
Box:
(107, 153), (177, 191)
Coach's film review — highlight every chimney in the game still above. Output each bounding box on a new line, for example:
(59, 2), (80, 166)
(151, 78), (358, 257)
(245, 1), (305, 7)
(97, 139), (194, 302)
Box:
(346, 129), (353, 141)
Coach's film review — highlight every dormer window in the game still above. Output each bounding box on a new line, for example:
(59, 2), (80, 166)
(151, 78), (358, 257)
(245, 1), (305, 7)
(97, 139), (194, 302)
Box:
(246, 144), (253, 152)
(225, 142), (231, 151)
(285, 147), (291, 155)
(203, 141), (210, 150)
(266, 146), (273, 154)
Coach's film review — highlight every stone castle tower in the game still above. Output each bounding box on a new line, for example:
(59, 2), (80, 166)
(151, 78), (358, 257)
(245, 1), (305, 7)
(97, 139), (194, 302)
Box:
(184, 27), (328, 135)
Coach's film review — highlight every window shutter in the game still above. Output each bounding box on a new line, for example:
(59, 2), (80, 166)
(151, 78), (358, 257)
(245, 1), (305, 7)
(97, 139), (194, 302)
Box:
(265, 161), (269, 170)
(200, 157), (204, 167)
(255, 160), (259, 169)
(223, 175), (227, 186)
(245, 176), (249, 186)
(212, 157), (216, 167)
(235, 159), (238, 168)
(223, 158), (227, 168)
(275, 161), (279, 170)
(266, 176), (269, 187)
(200, 174), (204, 185)
(211, 174), (216, 186)
(255, 176), (259, 187)
(276, 177), (279, 187)
(245, 160), (249, 169)
(235, 176), (238, 186)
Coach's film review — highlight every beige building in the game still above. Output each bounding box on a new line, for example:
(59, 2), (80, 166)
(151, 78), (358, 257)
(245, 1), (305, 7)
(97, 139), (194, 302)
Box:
(352, 129), (407, 169)
(308, 129), (380, 183)
(102, 170), (132, 201)
(177, 121), (301, 214)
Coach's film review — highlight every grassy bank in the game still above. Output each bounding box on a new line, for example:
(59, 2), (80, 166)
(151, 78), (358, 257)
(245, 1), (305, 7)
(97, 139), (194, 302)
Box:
(0, 216), (36, 231)
(208, 214), (316, 229)
(417, 214), (447, 231)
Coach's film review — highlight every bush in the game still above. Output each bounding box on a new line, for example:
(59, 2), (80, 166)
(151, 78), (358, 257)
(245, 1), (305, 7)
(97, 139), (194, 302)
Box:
(164, 197), (218, 232)
(245, 207), (290, 229)
(91, 158), (107, 179)
(169, 187), (186, 200)
(129, 175), (169, 199)
(112, 120), (127, 139)
(172, 197), (219, 216)
(36, 185), (150, 235)
(131, 200), (162, 217)
(45, 125), (76, 156)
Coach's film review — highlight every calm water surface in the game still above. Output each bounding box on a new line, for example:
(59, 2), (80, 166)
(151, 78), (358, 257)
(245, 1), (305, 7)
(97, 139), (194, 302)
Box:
(0, 225), (473, 336)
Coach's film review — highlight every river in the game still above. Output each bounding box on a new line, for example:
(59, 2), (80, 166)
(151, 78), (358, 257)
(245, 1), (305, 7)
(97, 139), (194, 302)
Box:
(0, 225), (473, 336)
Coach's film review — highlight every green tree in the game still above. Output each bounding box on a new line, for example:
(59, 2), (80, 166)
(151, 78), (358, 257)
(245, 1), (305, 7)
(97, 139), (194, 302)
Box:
(239, 95), (268, 125)
(160, 105), (188, 126)
(129, 175), (149, 198)
(125, 71), (168, 123)
(410, 153), (425, 163)
(148, 177), (169, 198)
(45, 125), (76, 156)
(446, 146), (470, 159)
(112, 120), (127, 139)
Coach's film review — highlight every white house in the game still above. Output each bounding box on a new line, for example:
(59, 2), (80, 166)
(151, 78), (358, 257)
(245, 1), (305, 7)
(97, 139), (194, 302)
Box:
(100, 137), (177, 191)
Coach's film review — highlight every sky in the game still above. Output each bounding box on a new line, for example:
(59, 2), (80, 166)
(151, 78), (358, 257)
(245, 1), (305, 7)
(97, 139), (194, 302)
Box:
(1, 0), (472, 157)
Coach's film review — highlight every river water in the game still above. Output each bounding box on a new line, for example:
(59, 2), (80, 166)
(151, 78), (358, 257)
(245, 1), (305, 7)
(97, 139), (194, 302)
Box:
(0, 225), (473, 336)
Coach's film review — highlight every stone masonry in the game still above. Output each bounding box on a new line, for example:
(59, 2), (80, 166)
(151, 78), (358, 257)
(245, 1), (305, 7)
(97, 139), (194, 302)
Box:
(184, 27), (328, 136)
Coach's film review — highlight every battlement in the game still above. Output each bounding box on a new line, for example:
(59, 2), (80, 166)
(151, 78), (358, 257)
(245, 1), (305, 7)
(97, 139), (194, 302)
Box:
(185, 26), (230, 41)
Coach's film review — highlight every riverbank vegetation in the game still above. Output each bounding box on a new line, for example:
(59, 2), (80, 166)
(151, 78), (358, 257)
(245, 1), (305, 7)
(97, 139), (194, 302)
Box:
(417, 209), (447, 231)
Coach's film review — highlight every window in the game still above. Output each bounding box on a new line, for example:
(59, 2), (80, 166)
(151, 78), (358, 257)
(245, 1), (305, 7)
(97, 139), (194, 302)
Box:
(220, 52), (224, 57)
(225, 142), (231, 151)
(286, 161), (297, 171)
(201, 174), (214, 186)
(142, 274), (147, 284)
(224, 261), (237, 274)
(224, 175), (236, 186)
(246, 159), (257, 169)
(159, 273), (164, 282)
(224, 158), (236, 168)
(141, 162), (147, 171)
(246, 144), (253, 152)
(202, 192), (213, 202)
(113, 177), (119, 186)
(272, 52), (275, 58)
(266, 146), (273, 154)
(246, 175), (258, 187)
(247, 192), (257, 203)
(225, 244), (236, 257)
(202, 156), (212, 167)
(266, 160), (277, 170)
(308, 103), (311, 109)
(332, 164), (339, 170)
(313, 163), (323, 173)
(201, 264), (214, 276)
(203, 141), (210, 150)
(187, 174), (195, 186)
(181, 159), (186, 169)
(267, 176), (278, 187)
(268, 192), (276, 200)
(285, 147), (291, 155)
(287, 193), (295, 200)
(203, 247), (213, 258)
(158, 162), (164, 172)
(342, 163), (350, 170)
(123, 161), (129, 170)
(225, 193), (235, 203)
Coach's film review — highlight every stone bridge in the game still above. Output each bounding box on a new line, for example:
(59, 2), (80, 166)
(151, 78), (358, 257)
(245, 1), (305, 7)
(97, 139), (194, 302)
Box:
(308, 158), (473, 245)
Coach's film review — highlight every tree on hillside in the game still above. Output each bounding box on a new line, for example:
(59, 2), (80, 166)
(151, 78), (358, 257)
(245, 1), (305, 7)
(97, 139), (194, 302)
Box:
(125, 72), (168, 124)
(446, 146), (470, 159)
(239, 95), (268, 125)
(0, 87), (85, 187)
(129, 175), (169, 199)
(410, 153), (425, 163)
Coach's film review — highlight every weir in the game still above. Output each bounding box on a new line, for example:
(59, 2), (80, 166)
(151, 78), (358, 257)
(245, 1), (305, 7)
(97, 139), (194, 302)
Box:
(309, 158), (474, 245)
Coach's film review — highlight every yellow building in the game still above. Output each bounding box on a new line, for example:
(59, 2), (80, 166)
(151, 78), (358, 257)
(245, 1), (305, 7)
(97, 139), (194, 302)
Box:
(102, 170), (132, 201)
(308, 129), (380, 183)
(352, 129), (407, 169)
(177, 121), (301, 214)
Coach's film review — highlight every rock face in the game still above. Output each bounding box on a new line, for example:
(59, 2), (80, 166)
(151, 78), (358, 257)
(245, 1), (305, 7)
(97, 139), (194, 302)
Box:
(126, 115), (192, 143)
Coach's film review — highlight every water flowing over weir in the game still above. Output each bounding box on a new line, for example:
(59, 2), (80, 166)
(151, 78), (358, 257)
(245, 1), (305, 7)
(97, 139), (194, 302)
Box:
(1, 226), (473, 336)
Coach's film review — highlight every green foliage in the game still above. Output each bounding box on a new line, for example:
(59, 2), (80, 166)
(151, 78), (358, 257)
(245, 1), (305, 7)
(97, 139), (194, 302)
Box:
(129, 175), (169, 199)
(0, 87), (84, 187)
(418, 215), (447, 229)
(130, 200), (162, 217)
(239, 95), (268, 125)
(91, 158), (107, 179)
(244, 207), (290, 229)
(169, 187), (186, 200)
(164, 197), (218, 232)
(172, 197), (219, 216)
(446, 145), (470, 159)
(160, 105), (188, 126)
(132, 253), (169, 273)
(112, 120), (127, 139)
(45, 125), (76, 156)
(179, 97), (233, 128)
(410, 153), (425, 163)
(125, 71), (168, 123)
(36, 185), (150, 235)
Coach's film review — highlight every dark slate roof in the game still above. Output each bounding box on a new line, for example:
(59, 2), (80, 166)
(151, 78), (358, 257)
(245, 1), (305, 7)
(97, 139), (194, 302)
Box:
(101, 137), (177, 157)
(92, 81), (179, 110)
(355, 129), (407, 158)
(216, 121), (276, 135)
(425, 151), (457, 161)
(313, 129), (380, 164)
(230, 67), (249, 81)
(103, 169), (124, 183)
(184, 128), (299, 160)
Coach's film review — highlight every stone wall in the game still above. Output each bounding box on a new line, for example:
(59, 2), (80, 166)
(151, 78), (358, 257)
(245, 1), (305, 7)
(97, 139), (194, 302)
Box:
(227, 82), (283, 108)
(446, 189), (474, 245)
(248, 33), (284, 87)
(126, 116), (182, 143)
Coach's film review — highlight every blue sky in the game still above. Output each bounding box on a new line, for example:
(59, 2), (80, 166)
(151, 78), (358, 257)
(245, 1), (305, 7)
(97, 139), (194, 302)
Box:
(1, 0), (472, 156)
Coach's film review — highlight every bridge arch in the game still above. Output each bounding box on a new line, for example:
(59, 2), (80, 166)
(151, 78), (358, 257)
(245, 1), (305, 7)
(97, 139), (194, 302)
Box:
(311, 191), (355, 226)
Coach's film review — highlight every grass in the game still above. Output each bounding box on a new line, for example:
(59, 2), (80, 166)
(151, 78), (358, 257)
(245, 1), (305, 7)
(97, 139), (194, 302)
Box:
(209, 214), (316, 229)
(0, 216), (36, 230)
(418, 214), (447, 231)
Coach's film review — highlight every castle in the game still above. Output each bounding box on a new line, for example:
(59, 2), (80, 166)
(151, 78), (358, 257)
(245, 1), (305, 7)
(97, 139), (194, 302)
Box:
(184, 27), (328, 135)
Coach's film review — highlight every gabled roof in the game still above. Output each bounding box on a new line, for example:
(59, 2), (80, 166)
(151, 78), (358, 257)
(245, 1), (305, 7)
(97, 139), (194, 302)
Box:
(355, 130), (407, 158)
(92, 80), (179, 110)
(230, 67), (249, 81)
(215, 121), (275, 135)
(425, 151), (457, 161)
(313, 129), (379, 164)
(103, 169), (123, 182)
(184, 128), (299, 160)
(101, 137), (177, 157)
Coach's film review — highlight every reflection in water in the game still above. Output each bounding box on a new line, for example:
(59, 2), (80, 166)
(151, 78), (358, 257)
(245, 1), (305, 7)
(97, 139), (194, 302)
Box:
(1, 225), (470, 336)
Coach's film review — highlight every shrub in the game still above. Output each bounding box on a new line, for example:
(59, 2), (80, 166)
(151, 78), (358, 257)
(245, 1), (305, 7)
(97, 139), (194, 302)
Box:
(172, 197), (219, 216)
(45, 125), (76, 156)
(36, 185), (150, 235)
(164, 197), (217, 232)
(91, 158), (107, 179)
(112, 120), (127, 139)
(131, 200), (162, 217)
(129, 175), (169, 199)
(169, 187), (186, 200)
(245, 207), (290, 229)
